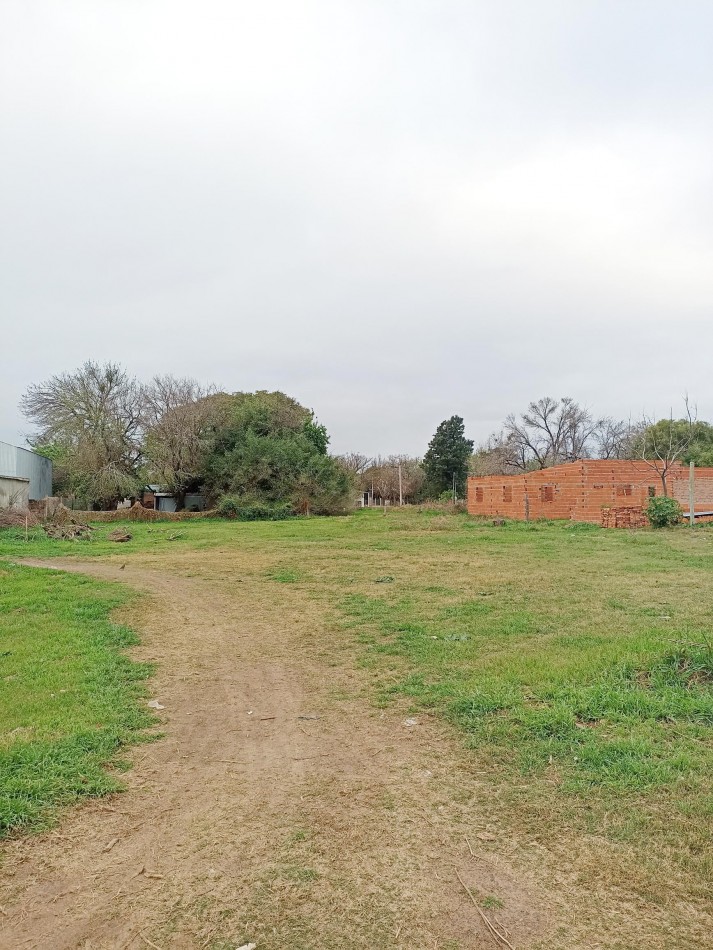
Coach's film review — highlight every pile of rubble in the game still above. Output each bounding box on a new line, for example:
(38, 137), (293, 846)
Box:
(43, 521), (93, 540)
(0, 508), (40, 529)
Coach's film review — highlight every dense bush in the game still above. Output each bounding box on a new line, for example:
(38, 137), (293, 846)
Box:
(204, 391), (352, 514)
(216, 496), (293, 521)
(646, 496), (682, 528)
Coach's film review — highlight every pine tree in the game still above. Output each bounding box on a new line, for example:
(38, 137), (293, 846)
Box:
(423, 415), (473, 498)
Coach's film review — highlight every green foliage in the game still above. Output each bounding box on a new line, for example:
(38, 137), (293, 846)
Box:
(0, 564), (153, 835)
(30, 442), (66, 463)
(29, 441), (74, 498)
(216, 496), (293, 521)
(422, 415), (474, 498)
(204, 391), (351, 514)
(680, 421), (713, 466)
(638, 419), (713, 467)
(302, 418), (329, 455)
(22, 365), (348, 514)
(647, 496), (682, 528)
(29, 439), (140, 506)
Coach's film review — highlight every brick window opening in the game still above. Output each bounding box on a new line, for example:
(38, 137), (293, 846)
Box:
(540, 485), (554, 502)
(475, 487), (484, 503)
(593, 484), (604, 489)
(648, 486), (656, 497)
(616, 484), (633, 497)
(503, 485), (512, 502)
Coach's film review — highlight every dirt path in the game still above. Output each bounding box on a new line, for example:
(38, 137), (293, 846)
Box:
(0, 556), (549, 949)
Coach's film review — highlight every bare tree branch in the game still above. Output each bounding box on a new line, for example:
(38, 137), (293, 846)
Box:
(633, 399), (698, 496)
(142, 376), (219, 509)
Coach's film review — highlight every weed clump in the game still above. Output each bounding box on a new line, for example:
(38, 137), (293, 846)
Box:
(216, 496), (293, 521)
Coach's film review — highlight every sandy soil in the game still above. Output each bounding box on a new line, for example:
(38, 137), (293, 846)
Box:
(0, 555), (550, 950)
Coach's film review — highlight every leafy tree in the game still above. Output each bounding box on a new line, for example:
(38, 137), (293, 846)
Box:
(423, 416), (473, 498)
(203, 391), (351, 514)
(20, 361), (143, 508)
(302, 418), (329, 455)
(686, 424), (713, 466)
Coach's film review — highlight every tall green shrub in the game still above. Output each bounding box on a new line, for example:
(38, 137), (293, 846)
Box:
(423, 416), (474, 498)
(646, 496), (682, 528)
(204, 391), (352, 514)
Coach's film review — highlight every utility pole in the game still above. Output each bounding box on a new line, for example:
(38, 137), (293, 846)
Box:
(398, 462), (403, 506)
(452, 472), (457, 503)
(689, 460), (695, 528)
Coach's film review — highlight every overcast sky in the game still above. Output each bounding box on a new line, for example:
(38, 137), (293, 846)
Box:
(2, 1), (712, 457)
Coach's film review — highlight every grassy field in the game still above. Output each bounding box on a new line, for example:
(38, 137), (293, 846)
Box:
(0, 561), (154, 836)
(331, 513), (713, 900)
(1, 509), (712, 910)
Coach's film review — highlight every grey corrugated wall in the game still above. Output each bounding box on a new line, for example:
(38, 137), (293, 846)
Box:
(0, 442), (53, 500)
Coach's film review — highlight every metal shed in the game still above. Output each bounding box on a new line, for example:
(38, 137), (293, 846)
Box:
(0, 441), (53, 501)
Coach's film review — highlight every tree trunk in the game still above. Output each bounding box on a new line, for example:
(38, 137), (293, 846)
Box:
(174, 490), (187, 512)
(660, 472), (668, 497)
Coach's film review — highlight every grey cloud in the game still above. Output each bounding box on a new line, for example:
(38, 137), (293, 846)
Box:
(2, 1), (712, 457)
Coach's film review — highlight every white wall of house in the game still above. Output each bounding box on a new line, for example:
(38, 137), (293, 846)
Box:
(0, 476), (30, 509)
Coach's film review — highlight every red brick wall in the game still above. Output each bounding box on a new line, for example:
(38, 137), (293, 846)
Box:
(467, 461), (713, 524)
(466, 462), (588, 521)
(670, 467), (713, 511)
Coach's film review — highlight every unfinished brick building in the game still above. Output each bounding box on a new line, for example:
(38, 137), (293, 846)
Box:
(467, 460), (713, 526)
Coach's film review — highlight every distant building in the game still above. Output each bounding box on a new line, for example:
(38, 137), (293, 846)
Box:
(0, 441), (52, 507)
(467, 460), (713, 526)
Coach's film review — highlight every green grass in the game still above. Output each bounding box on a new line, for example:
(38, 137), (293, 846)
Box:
(0, 520), (236, 560)
(481, 896), (504, 910)
(1, 508), (712, 893)
(0, 562), (154, 836)
(331, 511), (713, 885)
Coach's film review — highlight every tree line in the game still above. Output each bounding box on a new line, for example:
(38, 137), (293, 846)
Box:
(20, 362), (710, 510)
(471, 395), (712, 495)
(21, 362), (350, 513)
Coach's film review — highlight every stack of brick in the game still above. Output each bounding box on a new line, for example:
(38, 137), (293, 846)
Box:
(600, 506), (649, 528)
